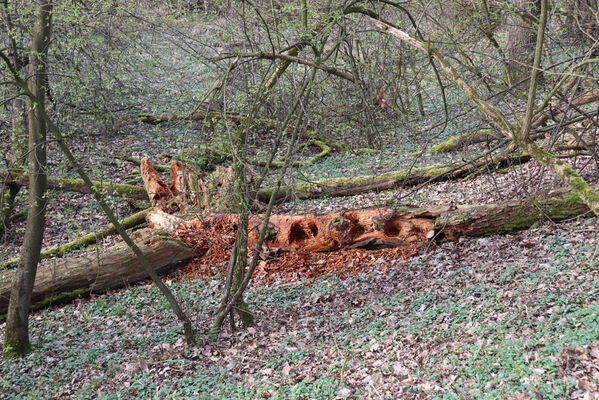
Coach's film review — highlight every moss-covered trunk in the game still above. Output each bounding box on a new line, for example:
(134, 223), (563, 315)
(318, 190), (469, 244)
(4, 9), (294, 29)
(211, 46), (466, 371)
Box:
(4, 1), (52, 358)
(435, 187), (592, 239)
(258, 152), (531, 202)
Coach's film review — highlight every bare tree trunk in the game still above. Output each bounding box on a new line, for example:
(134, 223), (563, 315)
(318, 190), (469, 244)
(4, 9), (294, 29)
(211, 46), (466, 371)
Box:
(506, 0), (541, 88)
(3, 0), (52, 358)
(228, 126), (254, 328)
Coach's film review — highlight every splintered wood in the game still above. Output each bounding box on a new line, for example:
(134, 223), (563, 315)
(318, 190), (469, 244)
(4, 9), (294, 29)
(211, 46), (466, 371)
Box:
(141, 159), (434, 284)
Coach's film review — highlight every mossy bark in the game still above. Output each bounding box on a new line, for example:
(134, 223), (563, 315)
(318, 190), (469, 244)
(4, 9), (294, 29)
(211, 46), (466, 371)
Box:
(436, 187), (591, 240)
(230, 125), (254, 328)
(4, 1), (52, 358)
(118, 155), (170, 172)
(230, 213), (254, 328)
(258, 152), (531, 202)
(413, 128), (498, 155)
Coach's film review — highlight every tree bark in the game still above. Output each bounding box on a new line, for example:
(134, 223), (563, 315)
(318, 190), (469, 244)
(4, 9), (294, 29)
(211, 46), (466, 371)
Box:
(506, 0), (541, 88)
(0, 229), (195, 315)
(4, 0), (52, 358)
(435, 186), (592, 239)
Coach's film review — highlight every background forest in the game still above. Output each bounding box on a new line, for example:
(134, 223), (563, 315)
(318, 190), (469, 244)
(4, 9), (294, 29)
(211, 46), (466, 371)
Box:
(1, 0), (599, 398)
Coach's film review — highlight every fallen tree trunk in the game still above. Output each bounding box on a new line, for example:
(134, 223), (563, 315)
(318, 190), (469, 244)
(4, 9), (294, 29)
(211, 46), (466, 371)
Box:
(149, 183), (591, 252)
(139, 109), (244, 125)
(2, 208), (151, 269)
(1, 171), (146, 198)
(257, 152), (532, 202)
(2, 178), (590, 315)
(0, 228), (195, 315)
(143, 158), (592, 243)
(434, 186), (591, 240)
(118, 155), (170, 172)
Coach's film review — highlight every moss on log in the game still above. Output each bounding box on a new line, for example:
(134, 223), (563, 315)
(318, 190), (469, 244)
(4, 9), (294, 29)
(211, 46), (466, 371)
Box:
(255, 139), (332, 168)
(411, 128), (498, 156)
(435, 188), (592, 239)
(2, 208), (151, 270)
(138, 110), (244, 125)
(1, 171), (146, 197)
(258, 152), (532, 202)
(0, 228), (195, 314)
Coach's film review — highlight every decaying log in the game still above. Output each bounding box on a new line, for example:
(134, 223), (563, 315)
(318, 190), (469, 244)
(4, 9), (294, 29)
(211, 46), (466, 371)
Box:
(435, 186), (591, 240)
(0, 228), (195, 315)
(140, 158), (181, 212)
(0, 170), (146, 198)
(2, 208), (151, 269)
(143, 157), (594, 253)
(148, 208), (435, 253)
(148, 182), (592, 253)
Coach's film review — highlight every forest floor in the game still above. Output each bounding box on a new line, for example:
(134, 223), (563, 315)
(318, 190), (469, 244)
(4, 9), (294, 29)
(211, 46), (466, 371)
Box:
(1, 118), (599, 399)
